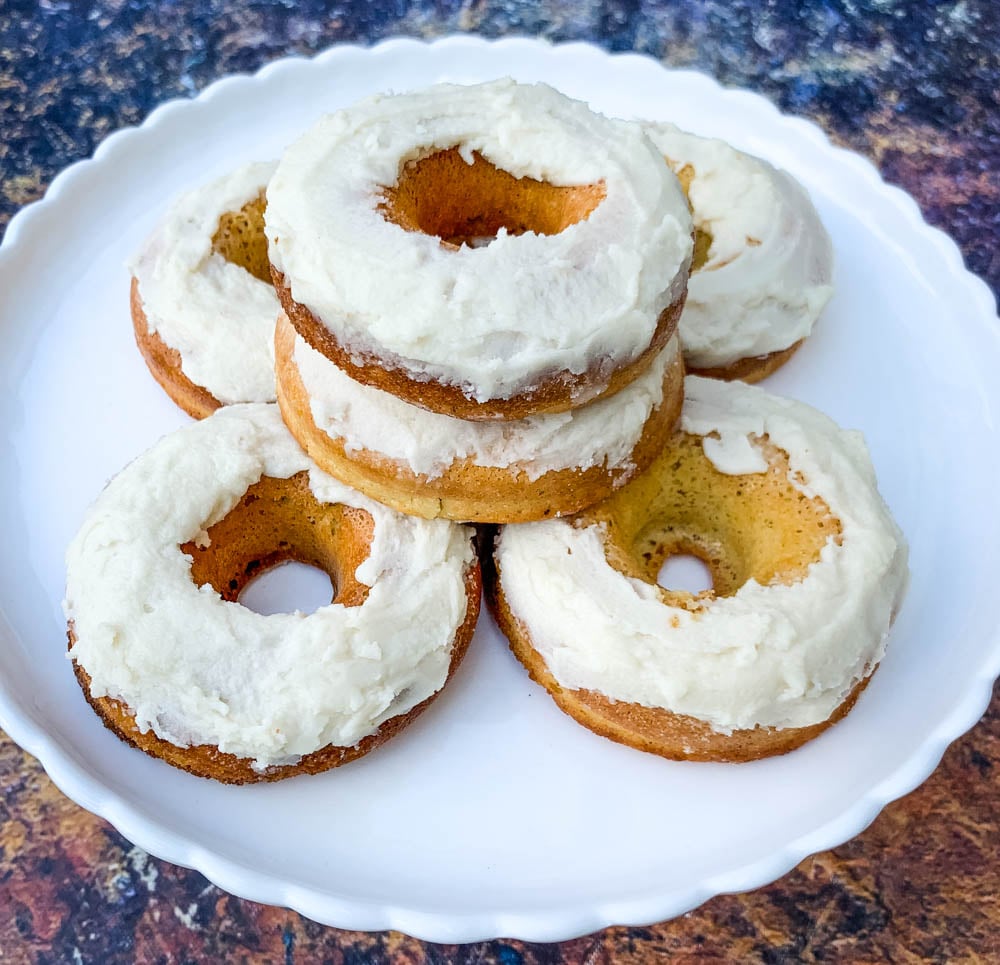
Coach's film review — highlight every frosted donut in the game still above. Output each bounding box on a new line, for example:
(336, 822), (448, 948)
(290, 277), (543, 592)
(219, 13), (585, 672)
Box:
(64, 404), (480, 783)
(641, 123), (834, 381)
(129, 162), (279, 417)
(274, 311), (685, 523)
(490, 377), (908, 762)
(265, 80), (693, 420)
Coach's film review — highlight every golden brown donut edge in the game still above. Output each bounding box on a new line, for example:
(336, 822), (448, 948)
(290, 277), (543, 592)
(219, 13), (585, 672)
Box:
(274, 311), (686, 523)
(130, 277), (223, 420)
(273, 267), (686, 423)
(485, 563), (872, 764)
(68, 470), (483, 784)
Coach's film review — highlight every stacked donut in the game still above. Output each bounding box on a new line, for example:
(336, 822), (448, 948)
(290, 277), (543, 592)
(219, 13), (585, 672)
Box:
(66, 80), (908, 783)
(266, 82), (697, 524)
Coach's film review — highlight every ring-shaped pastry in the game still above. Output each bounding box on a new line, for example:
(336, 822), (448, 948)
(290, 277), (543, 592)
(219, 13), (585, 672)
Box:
(265, 80), (693, 420)
(642, 123), (834, 381)
(65, 404), (481, 783)
(274, 311), (685, 522)
(130, 162), (279, 417)
(490, 376), (907, 762)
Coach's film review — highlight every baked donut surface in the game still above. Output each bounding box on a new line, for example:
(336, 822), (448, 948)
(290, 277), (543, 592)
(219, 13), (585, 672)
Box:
(642, 123), (834, 380)
(265, 81), (693, 420)
(129, 162), (279, 415)
(64, 404), (480, 783)
(274, 311), (685, 523)
(490, 376), (908, 762)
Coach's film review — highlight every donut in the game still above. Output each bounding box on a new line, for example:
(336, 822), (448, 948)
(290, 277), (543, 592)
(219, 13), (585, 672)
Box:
(265, 80), (693, 421)
(129, 162), (279, 417)
(64, 404), (481, 783)
(489, 376), (908, 762)
(641, 123), (834, 381)
(274, 311), (685, 523)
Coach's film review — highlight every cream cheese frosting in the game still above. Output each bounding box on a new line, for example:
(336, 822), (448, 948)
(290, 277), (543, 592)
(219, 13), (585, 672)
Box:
(641, 123), (834, 369)
(64, 404), (476, 769)
(292, 327), (681, 482)
(266, 80), (693, 402)
(129, 162), (279, 405)
(495, 377), (908, 733)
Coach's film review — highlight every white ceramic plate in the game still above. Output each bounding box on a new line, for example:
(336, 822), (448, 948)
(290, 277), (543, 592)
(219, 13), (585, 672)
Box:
(1, 37), (998, 943)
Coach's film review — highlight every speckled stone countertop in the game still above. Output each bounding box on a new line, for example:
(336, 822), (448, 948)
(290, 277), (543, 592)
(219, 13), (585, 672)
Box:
(2, 2), (999, 962)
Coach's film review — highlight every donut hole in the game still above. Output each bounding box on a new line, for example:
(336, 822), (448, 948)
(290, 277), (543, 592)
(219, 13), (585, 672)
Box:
(211, 192), (272, 282)
(630, 527), (742, 609)
(656, 552), (715, 595)
(379, 148), (606, 248)
(672, 162), (714, 273)
(238, 561), (335, 616)
(180, 472), (373, 610)
(590, 432), (840, 608)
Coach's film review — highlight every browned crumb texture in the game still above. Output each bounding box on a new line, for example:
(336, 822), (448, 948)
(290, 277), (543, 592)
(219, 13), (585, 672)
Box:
(689, 339), (804, 384)
(378, 147), (606, 244)
(488, 429), (865, 763)
(669, 158), (804, 383)
(673, 162), (714, 273)
(275, 269), (685, 422)
(211, 191), (271, 282)
(588, 431), (841, 595)
(271, 146), (684, 420)
(489, 590), (871, 763)
(69, 472), (482, 784)
(131, 194), (272, 418)
(274, 311), (686, 523)
(130, 279), (222, 419)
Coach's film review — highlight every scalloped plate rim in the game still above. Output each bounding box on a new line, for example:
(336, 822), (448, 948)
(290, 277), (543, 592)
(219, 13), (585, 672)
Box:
(0, 35), (998, 943)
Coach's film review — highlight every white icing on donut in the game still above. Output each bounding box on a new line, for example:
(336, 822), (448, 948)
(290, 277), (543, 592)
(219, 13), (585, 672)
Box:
(292, 324), (680, 482)
(64, 404), (475, 769)
(495, 377), (908, 733)
(266, 80), (692, 403)
(641, 123), (834, 369)
(129, 162), (279, 405)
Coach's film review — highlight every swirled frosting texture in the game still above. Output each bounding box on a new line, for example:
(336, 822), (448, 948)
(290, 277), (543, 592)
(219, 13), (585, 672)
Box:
(65, 404), (475, 769)
(293, 330), (680, 482)
(496, 377), (908, 733)
(129, 162), (280, 404)
(642, 123), (834, 369)
(266, 80), (692, 402)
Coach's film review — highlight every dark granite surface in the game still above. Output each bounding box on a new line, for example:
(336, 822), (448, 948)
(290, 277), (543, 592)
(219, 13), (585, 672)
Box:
(1, 1), (999, 961)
